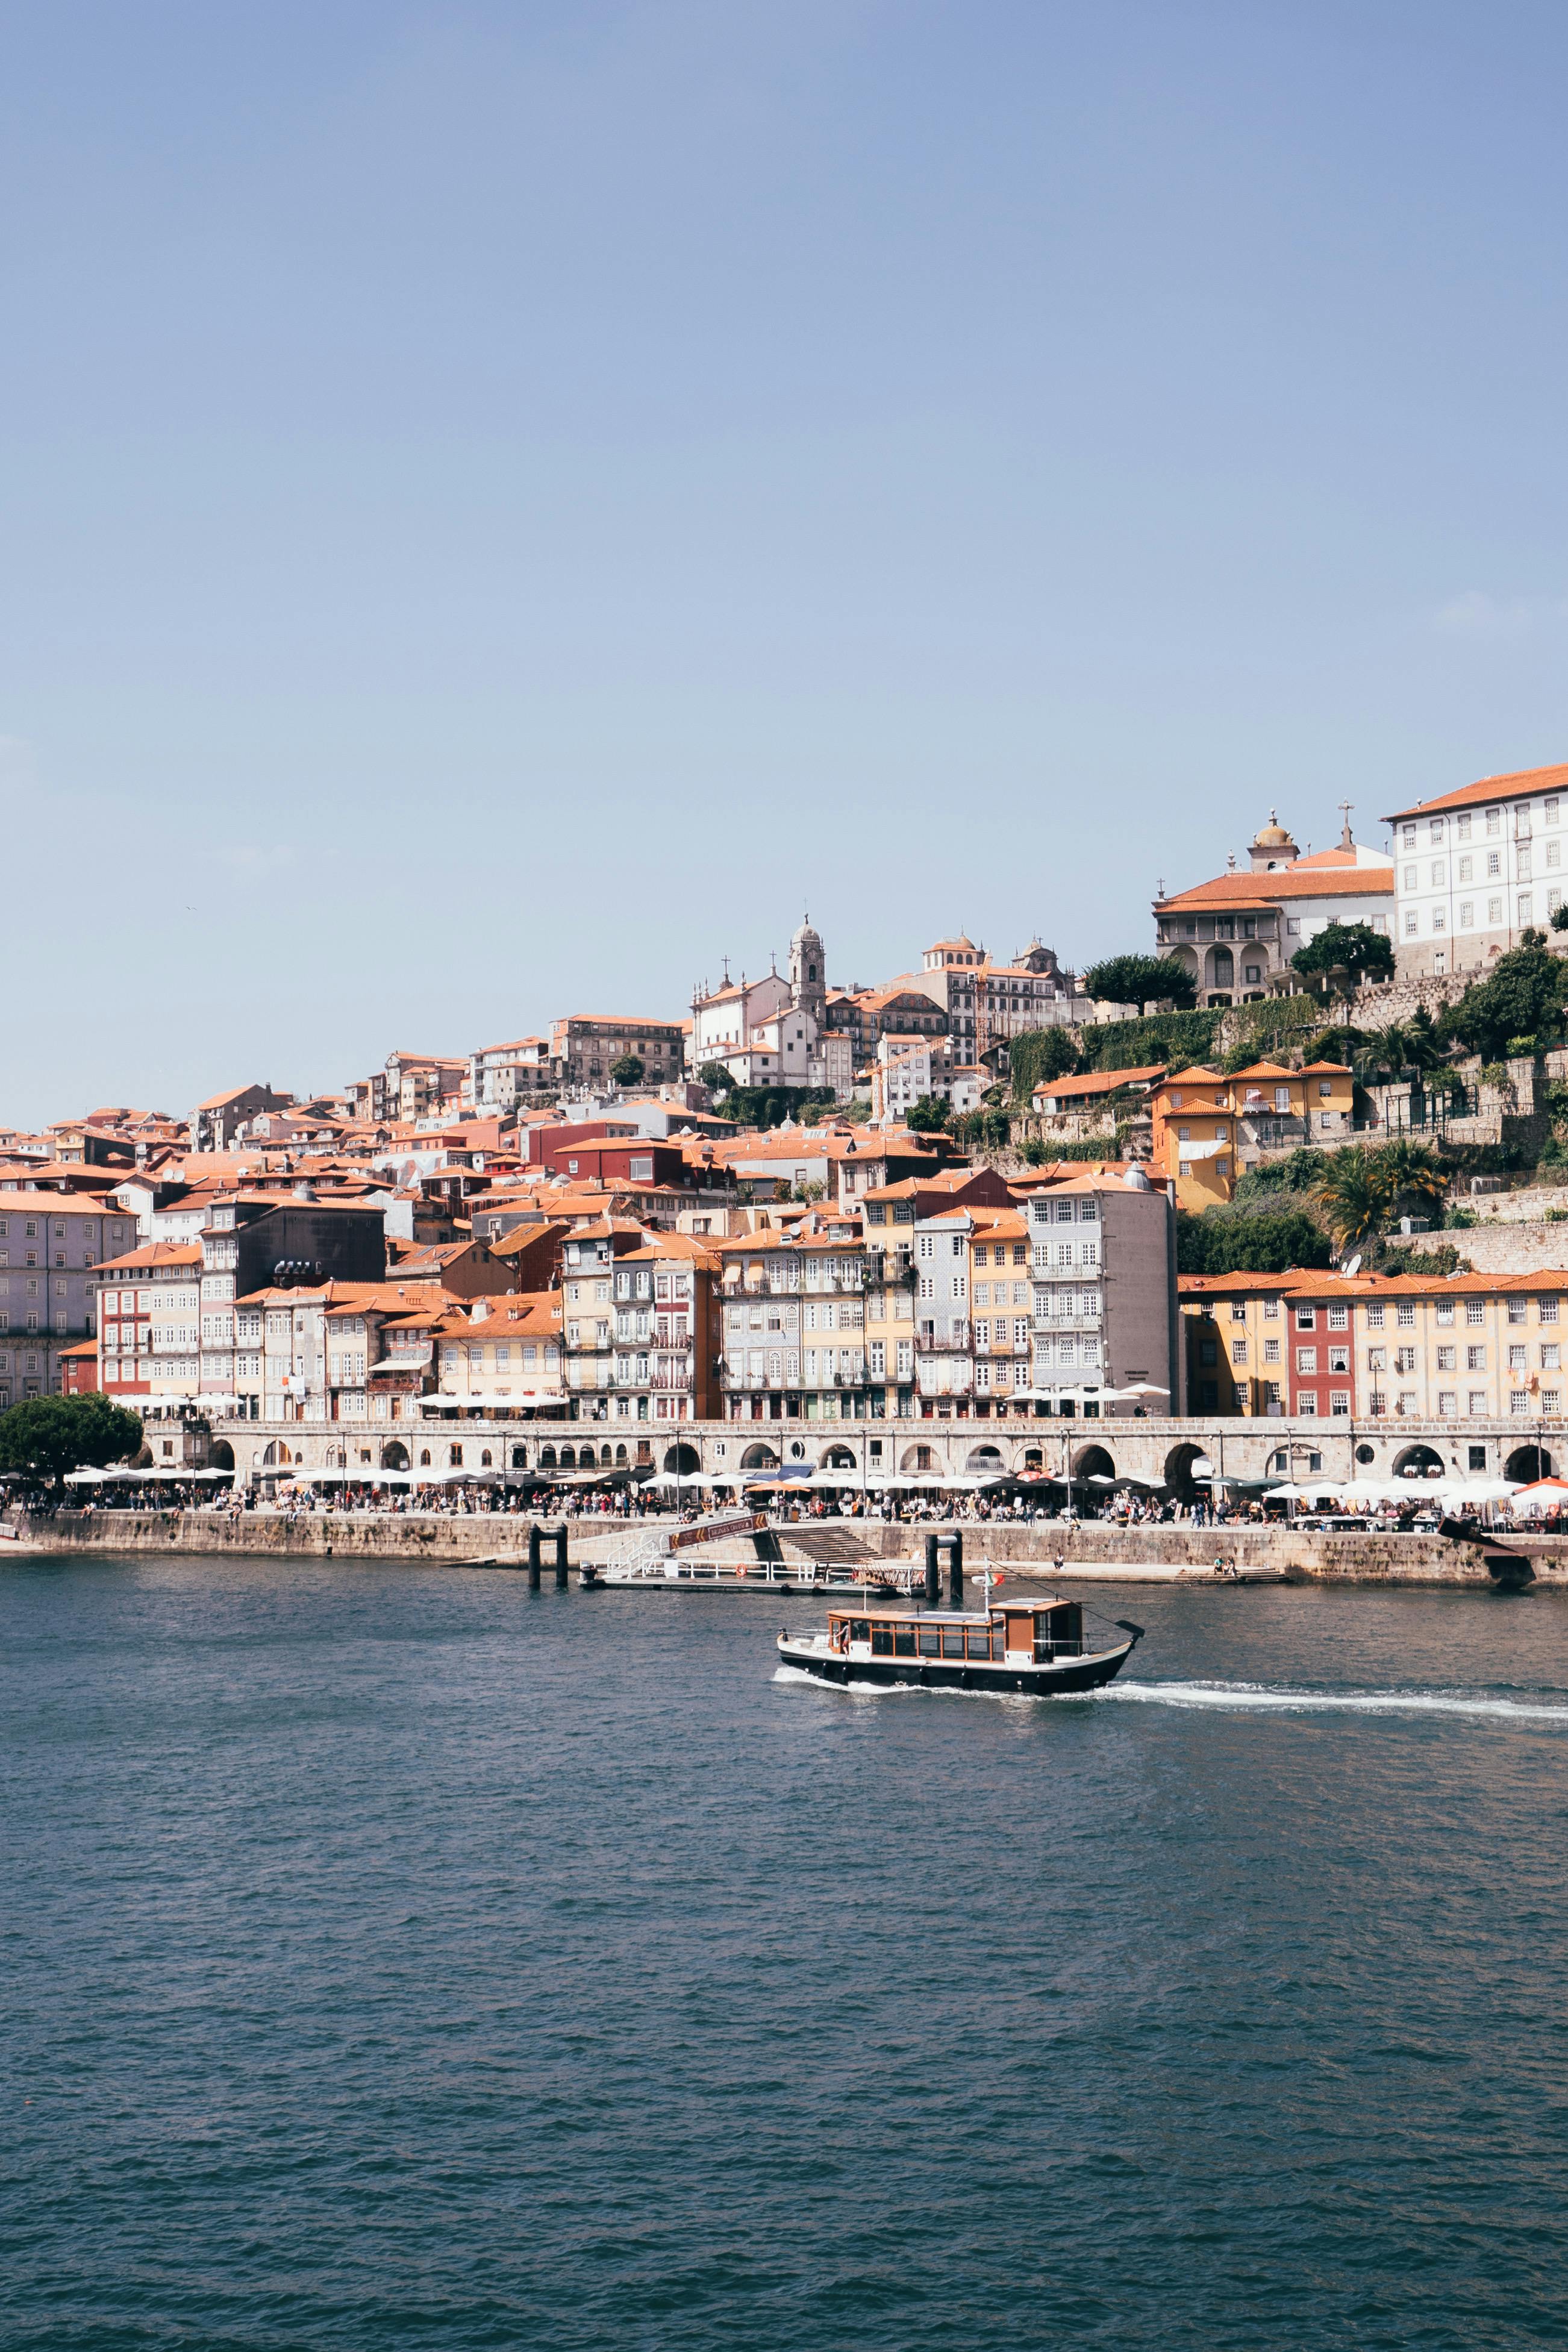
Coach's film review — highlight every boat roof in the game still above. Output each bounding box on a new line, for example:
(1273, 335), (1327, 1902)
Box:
(826, 1598), (1072, 1621)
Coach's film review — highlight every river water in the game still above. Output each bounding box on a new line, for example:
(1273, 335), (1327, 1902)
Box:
(2, 1557), (1566, 2350)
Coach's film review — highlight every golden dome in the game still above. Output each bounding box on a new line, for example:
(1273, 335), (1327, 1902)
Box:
(1251, 808), (1294, 848)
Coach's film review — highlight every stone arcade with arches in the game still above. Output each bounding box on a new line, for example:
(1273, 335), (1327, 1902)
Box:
(215, 1412), (1552, 1494)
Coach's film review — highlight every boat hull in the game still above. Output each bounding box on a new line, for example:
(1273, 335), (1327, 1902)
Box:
(776, 1637), (1137, 1696)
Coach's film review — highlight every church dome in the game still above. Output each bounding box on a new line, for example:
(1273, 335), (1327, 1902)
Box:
(1251, 810), (1294, 849)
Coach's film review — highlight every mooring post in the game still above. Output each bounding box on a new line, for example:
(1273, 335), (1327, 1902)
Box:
(948, 1530), (964, 1609)
(528, 1523), (542, 1590)
(924, 1533), (941, 1609)
(555, 1525), (569, 1589)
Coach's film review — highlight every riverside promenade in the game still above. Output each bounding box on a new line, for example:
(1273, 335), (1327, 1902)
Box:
(14, 1511), (1568, 1586)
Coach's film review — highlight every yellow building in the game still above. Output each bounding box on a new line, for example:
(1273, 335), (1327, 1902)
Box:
(1151, 1059), (1355, 1208)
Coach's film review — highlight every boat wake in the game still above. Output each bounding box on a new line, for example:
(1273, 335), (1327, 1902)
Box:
(772, 1666), (1568, 1722)
(1105, 1680), (1568, 1724)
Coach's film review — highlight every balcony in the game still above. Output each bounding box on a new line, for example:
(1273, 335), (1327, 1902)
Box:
(915, 1329), (969, 1354)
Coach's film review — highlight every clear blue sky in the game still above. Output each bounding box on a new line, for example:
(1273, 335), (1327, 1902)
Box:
(5, 1), (1568, 1125)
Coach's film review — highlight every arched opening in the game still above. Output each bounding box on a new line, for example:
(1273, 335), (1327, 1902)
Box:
(323, 1447), (345, 1469)
(614, 1444), (627, 1463)
(480, 1449), (493, 1467)
(449, 1443), (464, 1468)
(1506, 1443), (1554, 1483)
(901, 1443), (935, 1474)
(539, 1446), (557, 1468)
(261, 1440), (280, 1467)
(821, 1445), (856, 1470)
(208, 1439), (234, 1471)
(1392, 1444), (1445, 1480)
(1209, 946), (1234, 989)
(511, 1445), (528, 1469)
(601, 1445), (613, 1465)
(381, 1441), (408, 1471)
(740, 1443), (779, 1470)
(1163, 1441), (1209, 1503)
(966, 1443), (1005, 1474)
(1070, 1443), (1116, 1484)
(664, 1443), (701, 1475)
(419, 1449), (432, 1467)
(1022, 1447), (1043, 1470)
(560, 1445), (576, 1468)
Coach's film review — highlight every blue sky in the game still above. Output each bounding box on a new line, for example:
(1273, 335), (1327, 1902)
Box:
(5, 1), (1568, 1124)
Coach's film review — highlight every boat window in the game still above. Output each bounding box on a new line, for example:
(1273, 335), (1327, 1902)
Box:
(941, 1630), (965, 1659)
(894, 1628), (917, 1657)
(849, 1620), (870, 1644)
(870, 1625), (893, 1656)
(917, 1630), (941, 1657)
(966, 1630), (993, 1660)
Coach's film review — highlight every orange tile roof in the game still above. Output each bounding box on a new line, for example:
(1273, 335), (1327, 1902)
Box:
(1382, 759), (1568, 825)
(1033, 1064), (1166, 1099)
(98, 1243), (204, 1272)
(1157, 865), (1393, 912)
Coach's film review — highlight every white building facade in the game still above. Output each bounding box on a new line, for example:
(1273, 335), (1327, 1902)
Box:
(1384, 760), (1568, 979)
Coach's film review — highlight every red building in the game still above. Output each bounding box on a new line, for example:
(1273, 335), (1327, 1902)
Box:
(1284, 1287), (1357, 1419)
(58, 1339), (100, 1396)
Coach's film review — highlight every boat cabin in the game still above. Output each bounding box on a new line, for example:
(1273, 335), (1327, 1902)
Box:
(825, 1600), (1086, 1665)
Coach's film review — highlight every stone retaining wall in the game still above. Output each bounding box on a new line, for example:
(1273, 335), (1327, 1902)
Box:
(16, 1511), (1568, 1586)
(1407, 1221), (1568, 1274)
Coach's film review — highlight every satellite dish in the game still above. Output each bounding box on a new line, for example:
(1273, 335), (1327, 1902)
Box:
(1342, 1253), (1363, 1278)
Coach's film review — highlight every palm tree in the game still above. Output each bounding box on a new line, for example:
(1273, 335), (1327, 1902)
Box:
(1376, 1138), (1448, 1216)
(1311, 1147), (1390, 1250)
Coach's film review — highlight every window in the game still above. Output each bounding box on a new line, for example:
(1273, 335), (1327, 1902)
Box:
(1328, 1305), (1348, 1329)
(1540, 1298), (1560, 1324)
(1263, 1338), (1281, 1363)
(1298, 1392), (1318, 1415)
(1396, 1303), (1415, 1327)
(1519, 893), (1534, 925)
(1488, 896), (1504, 924)
(1459, 901), (1474, 928)
(1404, 912), (1418, 936)
(1295, 1307), (1316, 1330)
(1296, 1348), (1317, 1372)
(1466, 1300), (1484, 1324)
(1436, 1346), (1455, 1371)
(1508, 1296), (1526, 1324)
(1431, 861), (1445, 887)
(1467, 1345), (1486, 1370)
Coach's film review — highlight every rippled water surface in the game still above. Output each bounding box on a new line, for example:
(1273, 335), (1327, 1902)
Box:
(3, 1557), (1567, 2350)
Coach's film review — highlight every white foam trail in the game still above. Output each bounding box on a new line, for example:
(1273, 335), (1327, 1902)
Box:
(1106, 1681), (1568, 1724)
(772, 1665), (1568, 1722)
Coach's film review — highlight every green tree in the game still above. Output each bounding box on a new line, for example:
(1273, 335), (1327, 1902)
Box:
(1081, 954), (1198, 1012)
(1290, 921), (1396, 998)
(1447, 935), (1568, 1061)
(904, 1093), (952, 1133)
(609, 1054), (645, 1086)
(1176, 1209), (1334, 1275)
(1311, 1145), (1390, 1248)
(697, 1062), (735, 1092)
(0, 1393), (144, 1490)
(1376, 1138), (1448, 1219)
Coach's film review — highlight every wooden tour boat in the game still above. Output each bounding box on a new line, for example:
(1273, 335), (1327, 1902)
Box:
(776, 1583), (1143, 1695)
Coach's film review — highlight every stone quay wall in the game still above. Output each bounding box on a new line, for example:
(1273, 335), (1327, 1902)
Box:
(16, 1510), (1568, 1586)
